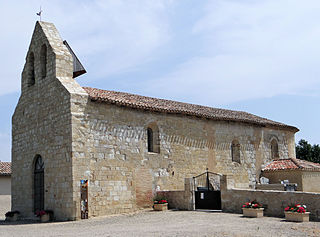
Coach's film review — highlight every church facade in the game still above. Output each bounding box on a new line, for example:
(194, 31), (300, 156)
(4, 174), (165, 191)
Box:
(12, 21), (298, 220)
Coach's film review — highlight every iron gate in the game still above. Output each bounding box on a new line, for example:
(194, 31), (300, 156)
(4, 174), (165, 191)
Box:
(194, 171), (221, 210)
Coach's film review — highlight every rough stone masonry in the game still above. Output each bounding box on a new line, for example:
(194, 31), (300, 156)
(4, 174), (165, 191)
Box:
(11, 21), (298, 220)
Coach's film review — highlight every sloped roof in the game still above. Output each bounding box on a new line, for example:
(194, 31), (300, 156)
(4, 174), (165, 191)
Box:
(0, 162), (11, 176)
(262, 158), (320, 171)
(83, 87), (299, 132)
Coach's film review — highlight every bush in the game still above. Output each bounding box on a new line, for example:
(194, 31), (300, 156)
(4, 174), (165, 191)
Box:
(5, 211), (20, 218)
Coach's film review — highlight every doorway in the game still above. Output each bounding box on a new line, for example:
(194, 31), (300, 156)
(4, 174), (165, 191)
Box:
(34, 155), (44, 213)
(80, 180), (88, 219)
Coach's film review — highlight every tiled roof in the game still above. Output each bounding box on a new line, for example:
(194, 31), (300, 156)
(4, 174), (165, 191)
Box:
(262, 158), (320, 171)
(83, 87), (299, 132)
(0, 162), (11, 176)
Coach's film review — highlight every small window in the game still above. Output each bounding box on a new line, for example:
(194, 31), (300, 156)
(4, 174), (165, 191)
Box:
(231, 140), (240, 163)
(40, 44), (47, 78)
(28, 52), (35, 86)
(147, 124), (160, 153)
(271, 139), (279, 159)
(147, 128), (154, 152)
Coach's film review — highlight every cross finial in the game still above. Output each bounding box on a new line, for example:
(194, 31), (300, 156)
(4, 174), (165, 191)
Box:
(36, 6), (43, 21)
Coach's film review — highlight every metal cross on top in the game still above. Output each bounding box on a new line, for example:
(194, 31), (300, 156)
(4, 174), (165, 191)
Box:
(36, 6), (43, 21)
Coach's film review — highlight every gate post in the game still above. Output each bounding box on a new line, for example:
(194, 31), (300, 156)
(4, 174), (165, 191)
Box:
(220, 175), (234, 191)
(220, 175), (234, 211)
(184, 178), (195, 210)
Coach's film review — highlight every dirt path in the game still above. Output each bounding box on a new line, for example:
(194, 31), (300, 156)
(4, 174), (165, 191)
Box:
(1, 210), (319, 237)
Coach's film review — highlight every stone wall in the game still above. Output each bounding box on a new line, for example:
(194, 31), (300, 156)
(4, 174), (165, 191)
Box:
(0, 195), (11, 220)
(256, 183), (287, 191)
(157, 178), (194, 210)
(262, 170), (303, 191)
(262, 170), (320, 193)
(221, 188), (320, 221)
(69, 95), (296, 218)
(302, 171), (320, 193)
(12, 21), (85, 220)
(0, 176), (11, 195)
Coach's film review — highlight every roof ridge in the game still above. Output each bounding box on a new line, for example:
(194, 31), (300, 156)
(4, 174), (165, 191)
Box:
(262, 157), (320, 171)
(290, 157), (303, 169)
(272, 158), (292, 161)
(83, 87), (240, 112)
(83, 86), (299, 132)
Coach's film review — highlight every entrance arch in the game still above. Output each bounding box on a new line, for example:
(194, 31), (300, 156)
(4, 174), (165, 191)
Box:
(34, 155), (44, 212)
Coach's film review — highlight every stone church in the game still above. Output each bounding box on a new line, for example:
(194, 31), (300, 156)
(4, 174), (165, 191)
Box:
(12, 21), (298, 220)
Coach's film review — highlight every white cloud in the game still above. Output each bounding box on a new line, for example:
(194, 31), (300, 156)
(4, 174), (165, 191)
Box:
(144, 0), (320, 105)
(52, 0), (173, 78)
(0, 0), (173, 95)
(1, 0), (320, 106)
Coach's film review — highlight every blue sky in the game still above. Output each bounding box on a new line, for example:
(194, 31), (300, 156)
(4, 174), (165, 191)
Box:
(0, 0), (319, 161)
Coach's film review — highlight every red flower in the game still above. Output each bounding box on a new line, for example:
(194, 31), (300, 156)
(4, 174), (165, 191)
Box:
(284, 207), (290, 211)
(297, 207), (306, 213)
(35, 210), (46, 217)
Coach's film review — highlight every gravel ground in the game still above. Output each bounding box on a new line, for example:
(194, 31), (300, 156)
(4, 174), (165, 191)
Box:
(0, 210), (320, 237)
(0, 195), (10, 220)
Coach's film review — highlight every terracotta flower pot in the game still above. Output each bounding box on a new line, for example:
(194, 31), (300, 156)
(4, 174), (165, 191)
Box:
(285, 212), (310, 222)
(5, 213), (19, 222)
(40, 213), (50, 222)
(153, 203), (168, 211)
(242, 208), (264, 218)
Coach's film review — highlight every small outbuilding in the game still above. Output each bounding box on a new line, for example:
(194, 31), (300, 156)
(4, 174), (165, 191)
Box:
(0, 161), (11, 195)
(261, 158), (320, 193)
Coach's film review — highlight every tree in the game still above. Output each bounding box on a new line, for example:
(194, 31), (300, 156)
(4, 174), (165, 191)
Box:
(295, 139), (320, 163)
(312, 144), (320, 163)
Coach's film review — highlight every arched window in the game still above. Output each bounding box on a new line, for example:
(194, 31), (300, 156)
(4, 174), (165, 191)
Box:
(271, 139), (279, 159)
(28, 52), (35, 86)
(40, 44), (47, 78)
(147, 127), (154, 152)
(34, 155), (44, 213)
(147, 124), (160, 153)
(231, 140), (240, 163)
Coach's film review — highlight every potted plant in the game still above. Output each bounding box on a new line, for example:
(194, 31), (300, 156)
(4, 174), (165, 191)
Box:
(242, 200), (264, 218)
(36, 210), (54, 222)
(284, 204), (309, 222)
(5, 211), (20, 222)
(153, 194), (168, 211)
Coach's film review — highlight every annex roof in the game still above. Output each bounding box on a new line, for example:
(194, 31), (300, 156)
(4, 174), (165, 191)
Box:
(0, 162), (11, 176)
(262, 158), (320, 171)
(83, 87), (299, 132)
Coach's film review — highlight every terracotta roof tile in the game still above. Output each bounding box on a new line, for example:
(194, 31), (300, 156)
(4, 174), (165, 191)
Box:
(262, 158), (320, 171)
(294, 158), (320, 170)
(0, 162), (11, 175)
(83, 87), (299, 132)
